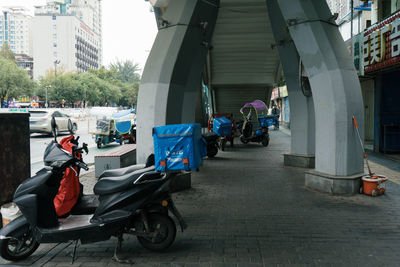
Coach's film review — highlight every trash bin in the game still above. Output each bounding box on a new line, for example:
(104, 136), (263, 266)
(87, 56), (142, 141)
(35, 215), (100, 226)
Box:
(1, 202), (21, 227)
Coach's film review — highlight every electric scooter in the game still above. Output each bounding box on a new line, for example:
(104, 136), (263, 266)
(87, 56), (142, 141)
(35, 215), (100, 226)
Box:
(240, 117), (270, 146)
(0, 118), (186, 263)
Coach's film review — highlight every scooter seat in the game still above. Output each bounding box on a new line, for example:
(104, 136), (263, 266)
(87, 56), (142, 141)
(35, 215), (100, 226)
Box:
(94, 166), (156, 195)
(99, 164), (146, 179)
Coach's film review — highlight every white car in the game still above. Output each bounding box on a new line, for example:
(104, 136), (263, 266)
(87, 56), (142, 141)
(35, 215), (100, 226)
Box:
(29, 109), (78, 136)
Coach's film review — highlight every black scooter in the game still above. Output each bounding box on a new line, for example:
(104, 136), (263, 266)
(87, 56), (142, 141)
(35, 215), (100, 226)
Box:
(0, 119), (186, 263)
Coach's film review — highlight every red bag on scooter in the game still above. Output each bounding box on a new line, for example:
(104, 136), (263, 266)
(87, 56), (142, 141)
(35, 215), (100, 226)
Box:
(53, 135), (81, 216)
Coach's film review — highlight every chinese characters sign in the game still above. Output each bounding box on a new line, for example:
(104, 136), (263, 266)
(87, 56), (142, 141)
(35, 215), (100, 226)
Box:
(362, 12), (400, 73)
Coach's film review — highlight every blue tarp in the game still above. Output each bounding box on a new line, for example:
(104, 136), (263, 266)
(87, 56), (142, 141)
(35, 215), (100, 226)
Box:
(153, 123), (206, 171)
(213, 117), (232, 137)
(113, 109), (135, 134)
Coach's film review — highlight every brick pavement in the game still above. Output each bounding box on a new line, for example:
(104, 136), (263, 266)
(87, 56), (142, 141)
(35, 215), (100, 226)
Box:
(1, 130), (400, 266)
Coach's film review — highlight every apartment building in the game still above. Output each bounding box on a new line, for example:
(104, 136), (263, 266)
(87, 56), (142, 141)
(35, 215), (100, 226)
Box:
(0, 6), (32, 56)
(32, 0), (102, 79)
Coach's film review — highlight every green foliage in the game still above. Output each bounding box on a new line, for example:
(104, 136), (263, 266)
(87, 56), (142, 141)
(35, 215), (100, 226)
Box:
(0, 56), (35, 107)
(109, 60), (141, 83)
(0, 43), (16, 62)
(119, 82), (139, 107)
(35, 59), (141, 107)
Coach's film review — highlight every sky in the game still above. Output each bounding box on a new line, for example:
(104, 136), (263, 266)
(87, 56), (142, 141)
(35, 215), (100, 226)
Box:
(0, 0), (158, 71)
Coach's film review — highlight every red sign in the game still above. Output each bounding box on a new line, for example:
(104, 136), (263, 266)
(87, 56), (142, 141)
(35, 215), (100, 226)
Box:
(271, 88), (279, 100)
(80, 23), (94, 36)
(363, 12), (400, 72)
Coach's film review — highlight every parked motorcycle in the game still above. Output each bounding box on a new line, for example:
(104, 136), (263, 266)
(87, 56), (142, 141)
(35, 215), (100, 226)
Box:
(0, 119), (186, 263)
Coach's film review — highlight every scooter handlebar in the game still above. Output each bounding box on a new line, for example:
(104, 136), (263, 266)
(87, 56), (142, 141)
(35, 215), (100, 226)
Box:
(77, 161), (89, 171)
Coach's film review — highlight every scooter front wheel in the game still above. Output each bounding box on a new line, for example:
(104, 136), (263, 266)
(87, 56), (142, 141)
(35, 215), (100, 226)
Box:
(240, 136), (249, 144)
(0, 229), (39, 261)
(136, 213), (176, 252)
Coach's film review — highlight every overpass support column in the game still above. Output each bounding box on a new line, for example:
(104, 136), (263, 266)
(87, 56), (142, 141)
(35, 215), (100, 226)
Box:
(267, 0), (316, 168)
(276, 0), (365, 194)
(136, 0), (219, 163)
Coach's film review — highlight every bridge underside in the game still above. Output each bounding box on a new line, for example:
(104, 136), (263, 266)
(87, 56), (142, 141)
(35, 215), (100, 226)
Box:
(208, 0), (280, 120)
(137, 0), (365, 194)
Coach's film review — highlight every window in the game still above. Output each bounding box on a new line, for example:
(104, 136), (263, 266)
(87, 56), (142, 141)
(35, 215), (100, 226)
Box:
(53, 34), (57, 39)
(53, 51), (57, 57)
(52, 15), (56, 20)
(53, 43), (57, 47)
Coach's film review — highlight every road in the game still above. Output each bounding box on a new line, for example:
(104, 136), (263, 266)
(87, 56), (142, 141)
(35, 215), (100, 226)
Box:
(30, 119), (121, 175)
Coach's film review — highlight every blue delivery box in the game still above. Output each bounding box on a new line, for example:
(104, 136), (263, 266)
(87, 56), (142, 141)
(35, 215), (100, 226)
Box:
(153, 123), (206, 172)
(213, 117), (232, 137)
(258, 115), (274, 127)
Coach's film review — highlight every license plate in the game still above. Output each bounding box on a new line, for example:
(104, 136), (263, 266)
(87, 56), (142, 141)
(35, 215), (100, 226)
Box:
(30, 121), (36, 125)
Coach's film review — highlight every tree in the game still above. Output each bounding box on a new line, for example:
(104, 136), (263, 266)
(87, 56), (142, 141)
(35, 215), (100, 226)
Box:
(109, 60), (141, 83)
(119, 82), (139, 107)
(0, 57), (35, 107)
(0, 43), (16, 62)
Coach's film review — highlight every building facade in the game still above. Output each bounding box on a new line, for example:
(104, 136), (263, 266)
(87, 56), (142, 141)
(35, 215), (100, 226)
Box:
(0, 7), (32, 56)
(32, 0), (102, 79)
(15, 53), (34, 79)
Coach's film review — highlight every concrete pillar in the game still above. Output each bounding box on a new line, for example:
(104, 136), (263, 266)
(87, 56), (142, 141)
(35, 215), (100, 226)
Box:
(267, 0), (316, 168)
(277, 0), (365, 194)
(136, 0), (219, 163)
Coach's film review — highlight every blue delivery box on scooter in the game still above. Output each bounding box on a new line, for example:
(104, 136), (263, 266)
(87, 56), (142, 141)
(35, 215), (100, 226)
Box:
(213, 117), (232, 137)
(153, 123), (206, 171)
(258, 115), (274, 128)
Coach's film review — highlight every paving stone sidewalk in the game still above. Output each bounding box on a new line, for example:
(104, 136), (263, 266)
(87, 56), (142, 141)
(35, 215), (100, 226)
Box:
(2, 130), (400, 266)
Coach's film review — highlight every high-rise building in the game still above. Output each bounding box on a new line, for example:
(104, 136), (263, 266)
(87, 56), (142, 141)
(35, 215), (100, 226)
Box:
(0, 7), (32, 56)
(326, 0), (370, 41)
(32, 0), (102, 79)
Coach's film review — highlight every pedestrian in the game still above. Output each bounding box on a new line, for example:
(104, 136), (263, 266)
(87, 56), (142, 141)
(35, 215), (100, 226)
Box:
(271, 104), (280, 129)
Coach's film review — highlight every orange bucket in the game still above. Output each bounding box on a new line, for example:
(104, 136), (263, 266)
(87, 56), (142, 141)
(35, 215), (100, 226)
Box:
(362, 175), (388, 196)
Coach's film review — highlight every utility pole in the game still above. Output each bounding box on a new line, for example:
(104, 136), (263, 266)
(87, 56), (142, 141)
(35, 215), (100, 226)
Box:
(351, 0), (354, 57)
(54, 59), (60, 77)
(45, 85), (51, 108)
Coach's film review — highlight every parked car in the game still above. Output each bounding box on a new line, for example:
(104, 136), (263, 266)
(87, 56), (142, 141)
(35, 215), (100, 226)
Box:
(29, 109), (78, 136)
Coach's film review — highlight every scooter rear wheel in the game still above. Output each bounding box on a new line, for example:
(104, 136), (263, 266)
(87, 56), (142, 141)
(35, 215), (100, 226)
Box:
(240, 136), (249, 144)
(0, 229), (39, 261)
(262, 135), (270, 147)
(136, 213), (176, 252)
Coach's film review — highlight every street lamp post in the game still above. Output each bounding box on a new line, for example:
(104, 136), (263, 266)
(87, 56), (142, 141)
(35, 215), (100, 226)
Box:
(45, 85), (51, 108)
(54, 59), (60, 77)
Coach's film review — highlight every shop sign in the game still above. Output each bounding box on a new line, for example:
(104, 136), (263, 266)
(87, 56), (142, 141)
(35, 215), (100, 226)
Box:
(271, 88), (279, 100)
(362, 11), (400, 73)
(279, 86), (288, 98)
